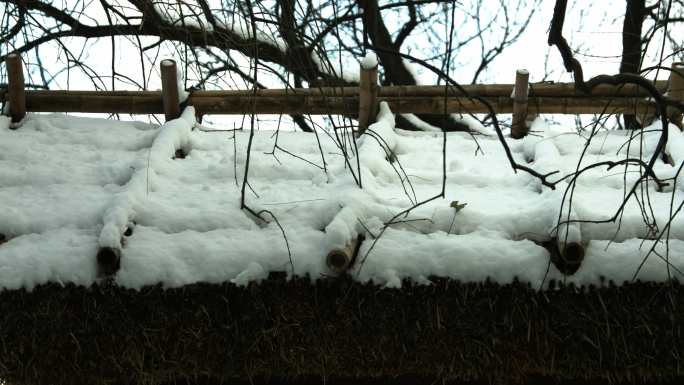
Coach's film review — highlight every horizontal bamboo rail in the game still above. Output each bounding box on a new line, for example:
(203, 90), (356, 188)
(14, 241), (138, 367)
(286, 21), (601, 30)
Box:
(15, 81), (657, 99)
(0, 89), (659, 115)
(0, 51), (672, 121)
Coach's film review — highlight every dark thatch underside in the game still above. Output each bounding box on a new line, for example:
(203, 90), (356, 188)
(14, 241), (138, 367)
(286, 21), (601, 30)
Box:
(0, 275), (683, 385)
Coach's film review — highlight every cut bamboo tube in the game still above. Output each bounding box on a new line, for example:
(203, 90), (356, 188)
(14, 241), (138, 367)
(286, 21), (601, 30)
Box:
(553, 205), (584, 275)
(544, 237), (585, 276)
(326, 236), (362, 274)
(550, 239), (585, 276)
(6, 53), (26, 124)
(557, 240), (585, 275)
(97, 246), (121, 278)
(161, 59), (181, 121)
(358, 60), (379, 136)
(511, 69), (530, 138)
(667, 62), (684, 129)
(0, 82), (668, 105)
(96, 221), (137, 277)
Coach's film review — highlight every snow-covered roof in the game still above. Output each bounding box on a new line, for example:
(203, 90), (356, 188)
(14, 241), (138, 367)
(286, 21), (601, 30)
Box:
(1, 104), (683, 291)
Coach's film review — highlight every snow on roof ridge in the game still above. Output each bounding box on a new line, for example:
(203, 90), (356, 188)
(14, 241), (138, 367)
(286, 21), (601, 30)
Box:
(1, 109), (684, 290)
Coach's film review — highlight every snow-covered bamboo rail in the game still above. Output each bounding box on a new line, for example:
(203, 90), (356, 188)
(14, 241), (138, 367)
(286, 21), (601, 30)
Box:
(326, 236), (362, 274)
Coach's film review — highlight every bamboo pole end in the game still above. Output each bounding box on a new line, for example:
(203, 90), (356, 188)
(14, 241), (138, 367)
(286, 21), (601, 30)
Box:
(548, 239), (585, 276)
(160, 59), (181, 121)
(97, 246), (121, 277)
(325, 236), (362, 274)
(326, 249), (351, 274)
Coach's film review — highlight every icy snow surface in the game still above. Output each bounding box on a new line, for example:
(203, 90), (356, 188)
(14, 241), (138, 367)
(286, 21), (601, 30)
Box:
(1, 107), (684, 290)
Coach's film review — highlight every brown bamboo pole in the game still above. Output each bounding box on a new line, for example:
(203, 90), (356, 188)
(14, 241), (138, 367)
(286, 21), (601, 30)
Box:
(378, 96), (657, 115)
(175, 82), (669, 98)
(192, 95), (357, 115)
(3, 92), (659, 115)
(6, 53), (26, 124)
(25, 91), (163, 113)
(161, 59), (181, 121)
(667, 62), (684, 129)
(358, 60), (378, 135)
(511, 69), (530, 138)
(375, 81), (667, 97)
(326, 236), (362, 274)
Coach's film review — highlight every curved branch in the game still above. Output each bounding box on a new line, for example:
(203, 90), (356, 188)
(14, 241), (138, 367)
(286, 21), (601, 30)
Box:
(393, 0), (417, 49)
(3, 0), (355, 87)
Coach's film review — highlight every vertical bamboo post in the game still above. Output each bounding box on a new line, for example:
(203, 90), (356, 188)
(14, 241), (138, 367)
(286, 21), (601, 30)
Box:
(161, 59), (181, 121)
(667, 62), (684, 129)
(511, 69), (530, 139)
(6, 53), (26, 125)
(358, 56), (378, 136)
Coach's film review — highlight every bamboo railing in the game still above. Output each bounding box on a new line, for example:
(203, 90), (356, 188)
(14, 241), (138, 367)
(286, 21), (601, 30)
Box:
(3, 54), (681, 132)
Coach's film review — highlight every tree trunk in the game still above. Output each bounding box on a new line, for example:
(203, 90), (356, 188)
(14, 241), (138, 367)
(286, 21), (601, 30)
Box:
(620, 0), (646, 130)
(359, 0), (469, 131)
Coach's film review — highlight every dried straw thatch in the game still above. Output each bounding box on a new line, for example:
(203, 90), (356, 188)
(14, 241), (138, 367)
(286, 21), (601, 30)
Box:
(0, 275), (682, 385)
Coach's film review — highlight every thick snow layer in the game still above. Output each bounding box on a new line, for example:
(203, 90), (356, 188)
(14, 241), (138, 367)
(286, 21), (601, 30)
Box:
(1, 109), (683, 290)
(98, 108), (196, 250)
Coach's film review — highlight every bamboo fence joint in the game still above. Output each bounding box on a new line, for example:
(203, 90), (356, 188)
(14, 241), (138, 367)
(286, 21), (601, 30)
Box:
(6, 53), (26, 126)
(511, 69), (530, 139)
(358, 56), (379, 136)
(667, 62), (684, 129)
(161, 59), (181, 121)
